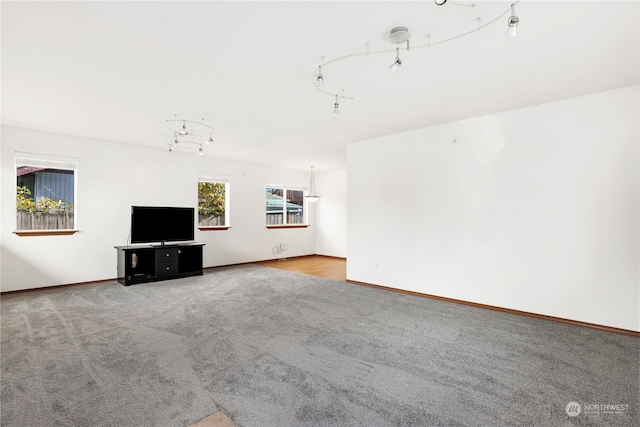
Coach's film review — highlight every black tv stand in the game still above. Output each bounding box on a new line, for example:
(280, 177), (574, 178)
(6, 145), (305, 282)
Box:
(115, 242), (204, 286)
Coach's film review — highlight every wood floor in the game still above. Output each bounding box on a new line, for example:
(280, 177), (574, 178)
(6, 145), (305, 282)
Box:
(190, 411), (237, 427)
(255, 255), (346, 281)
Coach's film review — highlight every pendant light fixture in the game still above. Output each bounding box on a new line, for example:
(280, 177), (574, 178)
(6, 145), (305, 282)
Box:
(305, 165), (320, 202)
(333, 95), (339, 115)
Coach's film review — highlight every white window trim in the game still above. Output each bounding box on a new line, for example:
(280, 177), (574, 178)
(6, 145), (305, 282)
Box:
(14, 152), (78, 235)
(198, 173), (230, 229)
(265, 185), (309, 227)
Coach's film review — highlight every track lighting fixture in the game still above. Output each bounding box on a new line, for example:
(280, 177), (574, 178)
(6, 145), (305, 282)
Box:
(165, 117), (216, 154)
(388, 27), (410, 73)
(313, 1), (520, 114)
(506, 3), (519, 37)
(389, 47), (402, 72)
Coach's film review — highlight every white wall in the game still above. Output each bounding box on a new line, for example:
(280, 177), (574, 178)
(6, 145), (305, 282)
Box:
(347, 85), (639, 332)
(1, 126), (315, 292)
(315, 170), (347, 258)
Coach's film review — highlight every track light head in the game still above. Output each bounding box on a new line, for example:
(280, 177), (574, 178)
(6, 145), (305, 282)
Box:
(315, 65), (324, 88)
(389, 47), (402, 72)
(179, 120), (188, 135)
(389, 57), (402, 72)
(506, 4), (519, 37)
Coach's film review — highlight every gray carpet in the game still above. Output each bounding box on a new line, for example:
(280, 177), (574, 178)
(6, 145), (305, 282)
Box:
(1, 264), (638, 427)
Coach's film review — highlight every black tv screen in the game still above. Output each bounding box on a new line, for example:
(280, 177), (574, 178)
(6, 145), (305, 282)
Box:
(131, 206), (195, 244)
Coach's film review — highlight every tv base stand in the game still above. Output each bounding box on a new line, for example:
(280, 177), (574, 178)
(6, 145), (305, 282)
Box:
(115, 243), (204, 286)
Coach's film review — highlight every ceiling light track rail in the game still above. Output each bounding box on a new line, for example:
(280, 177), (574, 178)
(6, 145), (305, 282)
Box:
(313, 1), (520, 113)
(165, 119), (216, 132)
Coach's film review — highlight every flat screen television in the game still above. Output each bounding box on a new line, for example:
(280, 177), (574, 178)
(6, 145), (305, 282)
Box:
(130, 206), (195, 245)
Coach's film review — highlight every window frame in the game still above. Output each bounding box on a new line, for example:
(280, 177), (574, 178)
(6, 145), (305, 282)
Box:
(197, 174), (230, 231)
(14, 153), (78, 236)
(265, 185), (309, 229)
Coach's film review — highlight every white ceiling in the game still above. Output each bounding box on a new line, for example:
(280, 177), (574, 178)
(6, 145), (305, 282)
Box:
(2, 1), (638, 173)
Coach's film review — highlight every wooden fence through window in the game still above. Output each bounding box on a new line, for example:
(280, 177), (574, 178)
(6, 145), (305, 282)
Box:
(265, 212), (303, 225)
(198, 214), (225, 226)
(16, 211), (74, 230)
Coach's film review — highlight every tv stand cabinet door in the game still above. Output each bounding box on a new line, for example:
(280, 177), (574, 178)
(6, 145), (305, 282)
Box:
(178, 245), (203, 275)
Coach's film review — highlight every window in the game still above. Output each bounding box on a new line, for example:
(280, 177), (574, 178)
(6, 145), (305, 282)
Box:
(198, 175), (229, 229)
(266, 187), (305, 226)
(15, 154), (77, 235)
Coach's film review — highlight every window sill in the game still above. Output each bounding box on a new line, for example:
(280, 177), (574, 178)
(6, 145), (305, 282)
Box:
(13, 229), (78, 237)
(198, 226), (230, 231)
(265, 225), (310, 229)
